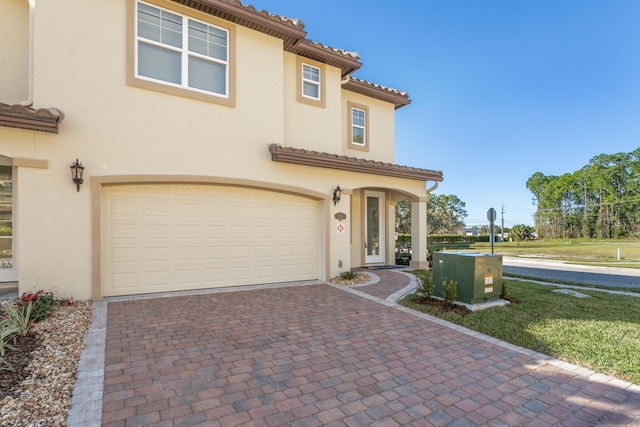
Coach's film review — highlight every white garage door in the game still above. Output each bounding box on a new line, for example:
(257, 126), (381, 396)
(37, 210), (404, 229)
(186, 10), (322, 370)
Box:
(102, 184), (320, 297)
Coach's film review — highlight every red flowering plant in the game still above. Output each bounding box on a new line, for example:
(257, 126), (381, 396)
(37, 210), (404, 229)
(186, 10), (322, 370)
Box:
(19, 290), (74, 323)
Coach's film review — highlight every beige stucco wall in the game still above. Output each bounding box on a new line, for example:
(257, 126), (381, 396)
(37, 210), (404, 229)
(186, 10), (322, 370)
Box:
(0, 0), (427, 299)
(283, 53), (343, 153)
(0, 0), (29, 103)
(342, 90), (396, 163)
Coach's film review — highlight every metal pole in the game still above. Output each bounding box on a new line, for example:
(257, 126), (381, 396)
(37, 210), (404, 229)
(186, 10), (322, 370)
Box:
(490, 220), (494, 254)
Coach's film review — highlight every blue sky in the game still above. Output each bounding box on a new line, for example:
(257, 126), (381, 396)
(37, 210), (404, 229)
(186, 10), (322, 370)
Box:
(250, 0), (640, 228)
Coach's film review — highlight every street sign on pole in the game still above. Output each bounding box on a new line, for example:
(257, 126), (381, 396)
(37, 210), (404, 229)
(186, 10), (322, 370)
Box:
(487, 208), (497, 223)
(487, 208), (497, 254)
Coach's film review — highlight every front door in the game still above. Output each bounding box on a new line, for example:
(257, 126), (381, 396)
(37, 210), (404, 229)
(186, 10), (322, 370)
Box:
(365, 190), (385, 264)
(0, 165), (17, 282)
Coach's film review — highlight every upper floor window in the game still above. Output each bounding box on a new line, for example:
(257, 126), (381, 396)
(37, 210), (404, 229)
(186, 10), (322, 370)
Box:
(128, 0), (235, 106)
(348, 101), (369, 151)
(296, 57), (326, 108)
(137, 2), (228, 96)
(301, 64), (320, 100)
(351, 107), (366, 145)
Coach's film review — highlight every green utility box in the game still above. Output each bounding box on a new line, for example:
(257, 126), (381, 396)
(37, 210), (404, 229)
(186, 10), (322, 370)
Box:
(432, 252), (503, 304)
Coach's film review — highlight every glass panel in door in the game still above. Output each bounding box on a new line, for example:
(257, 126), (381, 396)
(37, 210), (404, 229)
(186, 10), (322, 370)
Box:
(365, 191), (385, 264)
(0, 166), (16, 282)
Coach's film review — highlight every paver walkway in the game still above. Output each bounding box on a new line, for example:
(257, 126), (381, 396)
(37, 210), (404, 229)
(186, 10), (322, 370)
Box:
(92, 273), (640, 427)
(351, 268), (413, 301)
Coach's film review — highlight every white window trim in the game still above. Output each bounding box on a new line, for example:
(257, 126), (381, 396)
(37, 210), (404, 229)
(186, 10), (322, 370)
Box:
(135, 1), (230, 99)
(301, 63), (321, 101)
(351, 107), (366, 146)
(347, 101), (369, 152)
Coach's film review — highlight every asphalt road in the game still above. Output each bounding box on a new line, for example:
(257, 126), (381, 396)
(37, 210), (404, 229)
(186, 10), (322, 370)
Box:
(503, 257), (640, 290)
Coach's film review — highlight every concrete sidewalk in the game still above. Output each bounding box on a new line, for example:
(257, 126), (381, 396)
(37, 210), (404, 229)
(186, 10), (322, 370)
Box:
(67, 270), (640, 426)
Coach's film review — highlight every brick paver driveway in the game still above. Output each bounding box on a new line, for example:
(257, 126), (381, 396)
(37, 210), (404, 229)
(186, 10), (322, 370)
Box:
(101, 280), (640, 426)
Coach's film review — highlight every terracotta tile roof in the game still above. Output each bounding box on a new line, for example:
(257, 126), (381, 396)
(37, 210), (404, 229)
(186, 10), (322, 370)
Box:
(269, 144), (443, 182)
(199, 0), (305, 30)
(343, 77), (411, 110)
(305, 40), (359, 62)
(177, 1), (414, 102)
(0, 103), (64, 134)
(173, 0), (362, 76)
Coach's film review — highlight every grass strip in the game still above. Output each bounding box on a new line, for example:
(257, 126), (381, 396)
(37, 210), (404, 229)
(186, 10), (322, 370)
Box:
(503, 273), (640, 294)
(400, 275), (640, 385)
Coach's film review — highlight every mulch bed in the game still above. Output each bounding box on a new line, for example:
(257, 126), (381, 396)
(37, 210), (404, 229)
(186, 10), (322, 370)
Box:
(409, 296), (473, 316)
(0, 332), (39, 400)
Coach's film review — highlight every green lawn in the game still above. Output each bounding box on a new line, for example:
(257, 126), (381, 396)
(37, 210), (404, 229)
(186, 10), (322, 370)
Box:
(433, 239), (640, 267)
(400, 273), (640, 385)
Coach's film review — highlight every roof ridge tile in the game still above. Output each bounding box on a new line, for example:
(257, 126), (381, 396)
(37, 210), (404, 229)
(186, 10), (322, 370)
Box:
(222, 0), (305, 30)
(349, 77), (408, 97)
(306, 39), (360, 61)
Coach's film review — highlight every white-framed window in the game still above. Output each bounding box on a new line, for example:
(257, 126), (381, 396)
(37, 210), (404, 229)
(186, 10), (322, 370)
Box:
(351, 107), (366, 146)
(347, 101), (369, 151)
(135, 1), (229, 97)
(301, 63), (321, 100)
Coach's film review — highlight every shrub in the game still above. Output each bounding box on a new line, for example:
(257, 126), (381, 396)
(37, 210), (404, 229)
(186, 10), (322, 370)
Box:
(416, 275), (435, 301)
(0, 311), (21, 372)
(442, 280), (458, 307)
(20, 290), (56, 323)
(428, 234), (490, 244)
(4, 301), (32, 337)
(0, 320), (19, 357)
(395, 252), (411, 266)
(340, 271), (356, 281)
(20, 290), (73, 323)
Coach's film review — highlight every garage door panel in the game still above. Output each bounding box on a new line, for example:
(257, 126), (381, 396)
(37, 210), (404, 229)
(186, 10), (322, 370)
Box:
(203, 266), (226, 280)
(142, 271), (171, 287)
(145, 201), (170, 217)
(176, 269), (199, 283)
(298, 263), (316, 276)
(102, 184), (320, 296)
(231, 266), (251, 281)
(111, 272), (139, 290)
(202, 245), (226, 260)
(297, 244), (315, 257)
(144, 224), (171, 239)
(142, 246), (170, 262)
(110, 200), (138, 216)
(110, 247), (139, 263)
(278, 245), (295, 257)
(255, 245), (275, 258)
(109, 223), (138, 240)
(176, 245), (200, 260)
(255, 264), (275, 278)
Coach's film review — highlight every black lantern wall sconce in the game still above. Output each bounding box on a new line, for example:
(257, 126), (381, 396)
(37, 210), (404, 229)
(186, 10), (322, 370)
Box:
(333, 185), (342, 206)
(70, 159), (85, 192)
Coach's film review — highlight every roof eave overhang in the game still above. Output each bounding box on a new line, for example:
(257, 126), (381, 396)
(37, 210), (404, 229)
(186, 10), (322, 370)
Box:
(291, 40), (361, 77)
(269, 144), (443, 182)
(0, 103), (63, 134)
(172, 0), (362, 75)
(173, 0), (306, 49)
(343, 79), (411, 110)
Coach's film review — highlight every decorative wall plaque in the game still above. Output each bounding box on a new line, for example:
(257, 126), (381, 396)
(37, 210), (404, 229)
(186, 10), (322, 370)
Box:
(334, 212), (347, 222)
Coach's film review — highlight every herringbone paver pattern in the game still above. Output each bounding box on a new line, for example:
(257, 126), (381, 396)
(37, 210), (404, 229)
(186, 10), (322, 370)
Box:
(101, 281), (640, 426)
(352, 269), (411, 300)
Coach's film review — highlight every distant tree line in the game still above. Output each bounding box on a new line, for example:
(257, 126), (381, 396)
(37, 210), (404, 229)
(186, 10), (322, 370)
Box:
(526, 149), (640, 239)
(395, 194), (467, 235)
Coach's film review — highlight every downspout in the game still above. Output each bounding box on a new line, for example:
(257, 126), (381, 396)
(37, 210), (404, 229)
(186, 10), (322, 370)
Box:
(340, 75), (350, 85)
(19, 0), (35, 106)
(426, 180), (440, 194)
